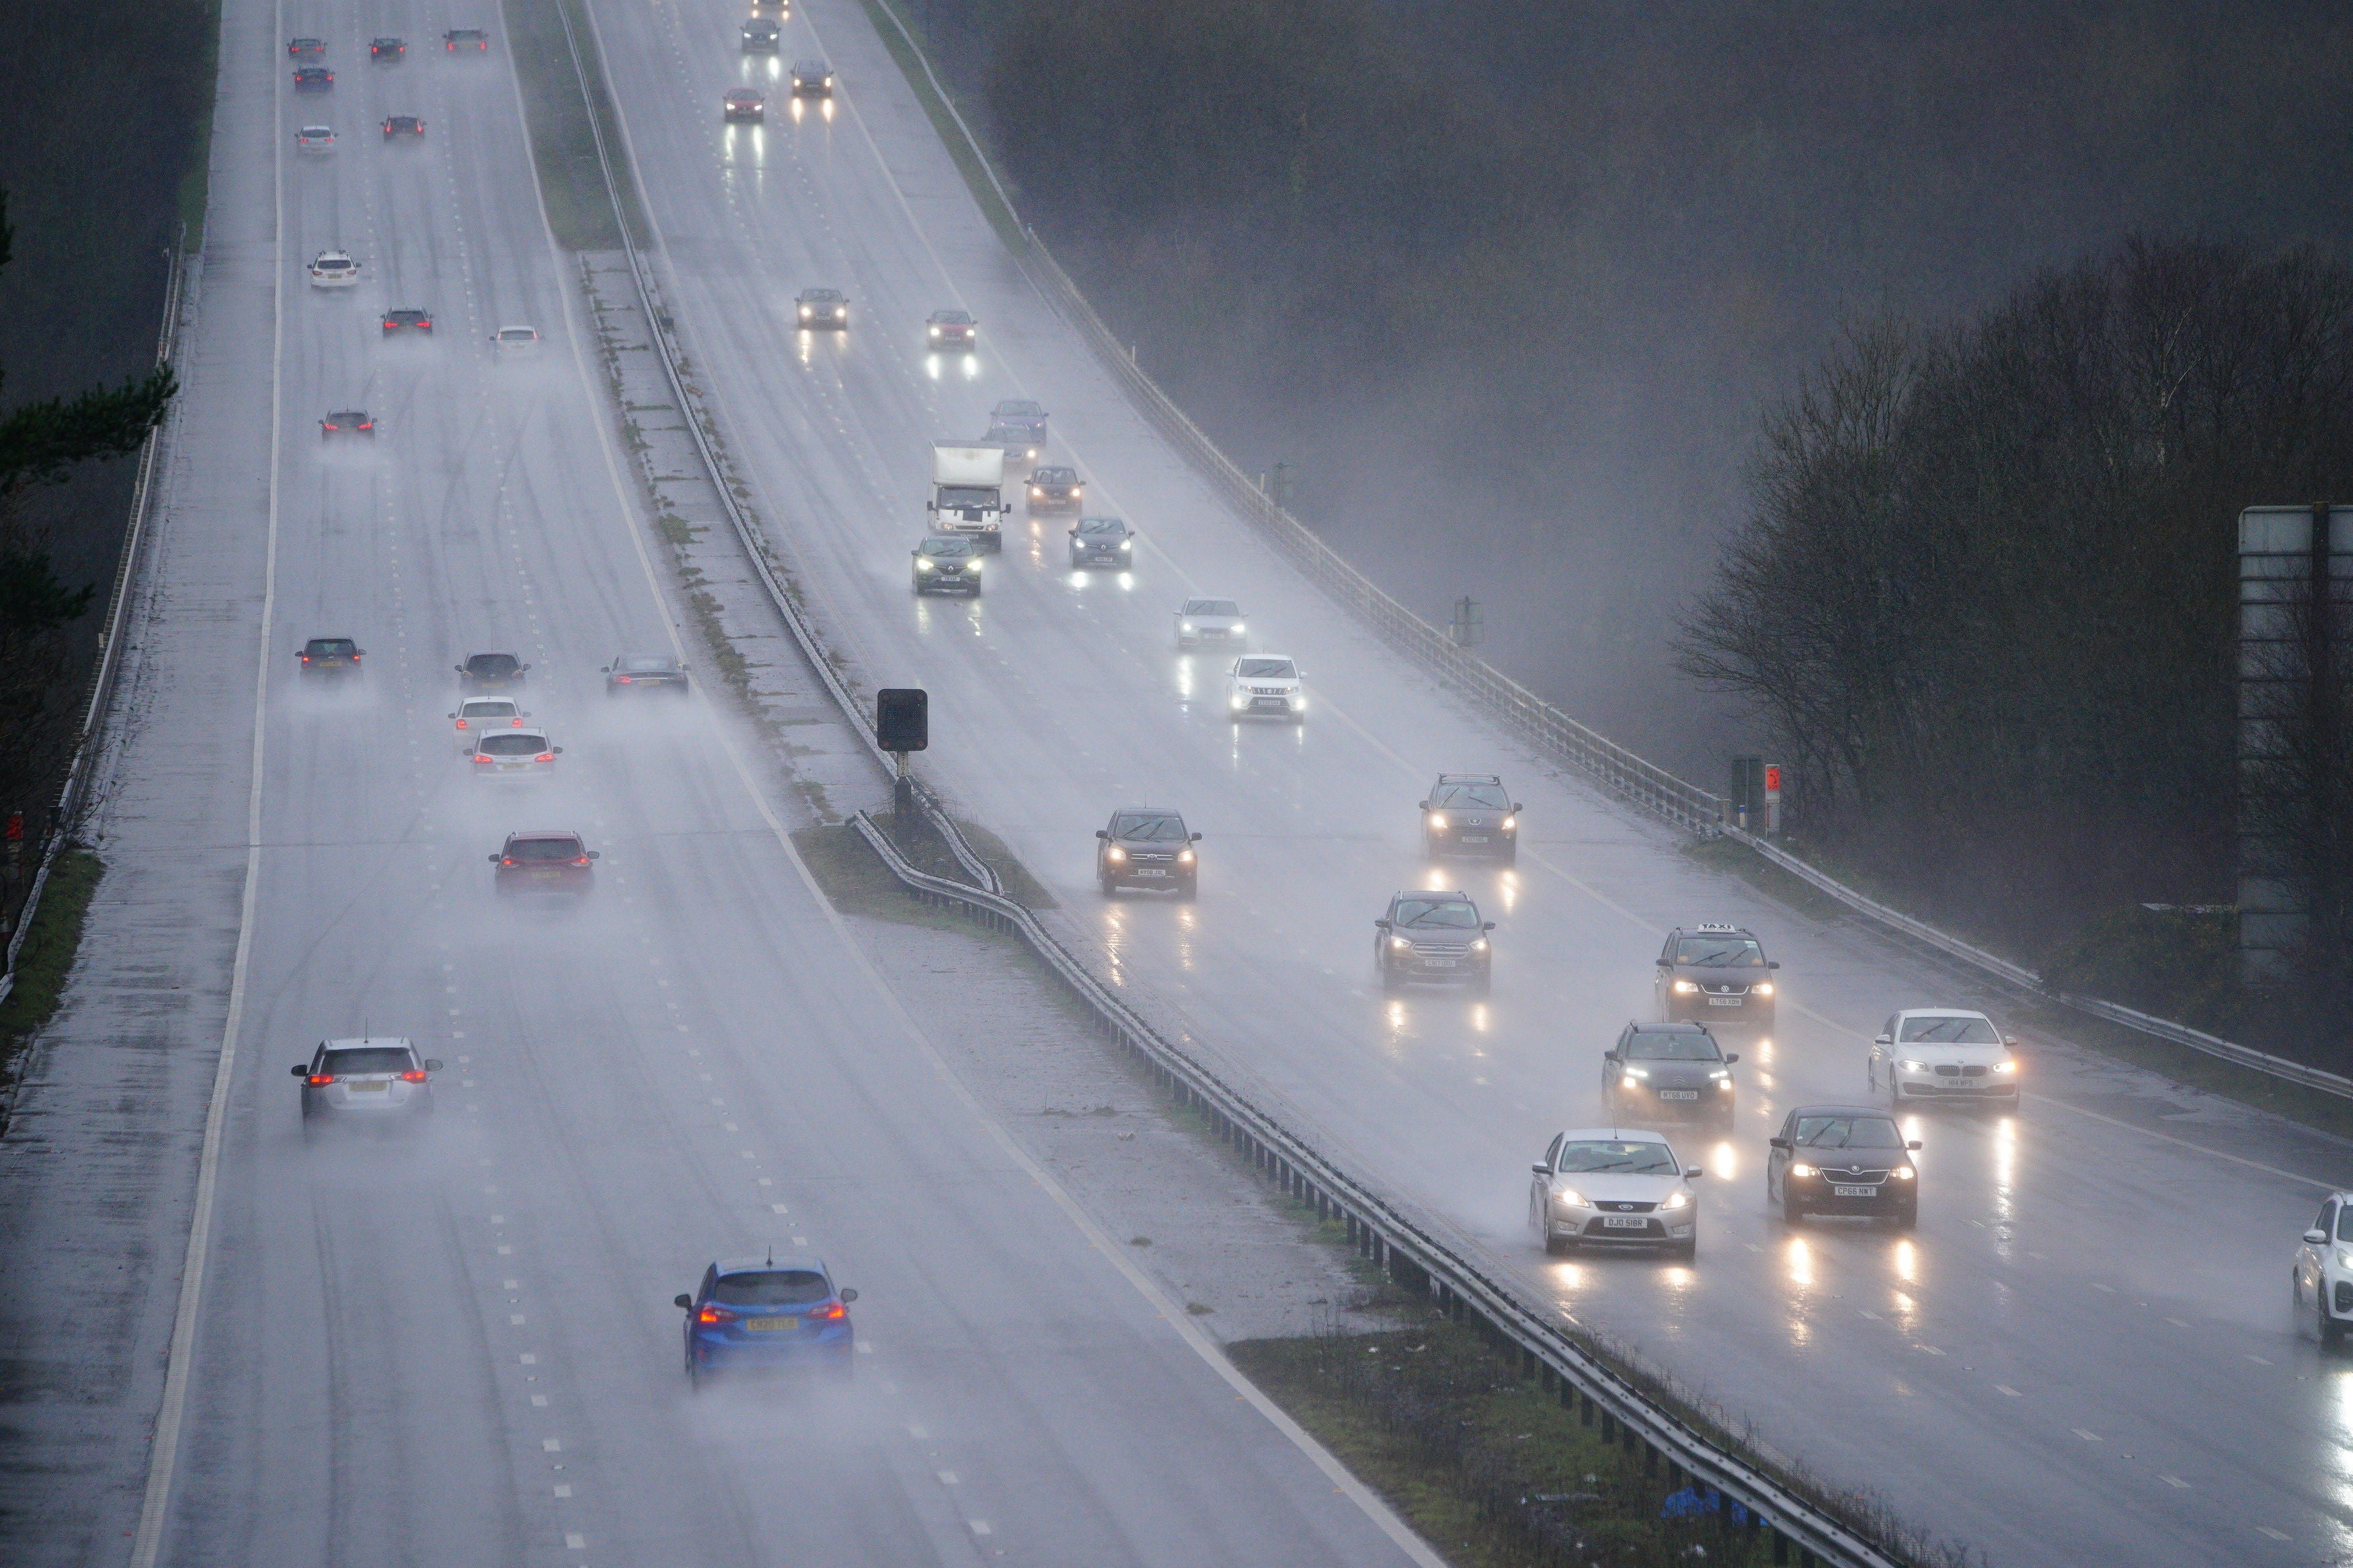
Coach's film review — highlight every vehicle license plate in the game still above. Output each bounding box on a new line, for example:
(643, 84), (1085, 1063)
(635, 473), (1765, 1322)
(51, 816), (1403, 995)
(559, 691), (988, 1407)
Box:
(1601, 1216), (1648, 1229)
(1708, 996), (1741, 1006)
(348, 1081), (389, 1094)
(1135, 868), (1168, 877)
(1658, 1089), (1698, 1101)
(1833, 1185), (1876, 1198)
(746, 1317), (799, 1333)
(1421, 958), (1458, 969)
(1459, 835), (1488, 843)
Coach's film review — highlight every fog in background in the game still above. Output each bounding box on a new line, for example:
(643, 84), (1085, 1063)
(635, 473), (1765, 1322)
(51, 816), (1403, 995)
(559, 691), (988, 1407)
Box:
(928, 0), (2353, 785)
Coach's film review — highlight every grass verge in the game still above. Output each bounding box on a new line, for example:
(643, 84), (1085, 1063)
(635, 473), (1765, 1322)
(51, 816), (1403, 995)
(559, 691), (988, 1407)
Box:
(951, 817), (1057, 909)
(852, 0), (1031, 255)
(792, 821), (1016, 936)
(1680, 835), (1852, 926)
(500, 0), (645, 249)
(0, 849), (106, 1116)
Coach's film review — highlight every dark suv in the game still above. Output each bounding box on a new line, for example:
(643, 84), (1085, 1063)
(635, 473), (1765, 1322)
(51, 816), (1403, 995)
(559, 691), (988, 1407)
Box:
(603, 652), (690, 696)
(1655, 923), (1778, 1026)
(1027, 466), (1082, 513)
(296, 636), (364, 677)
(1374, 891), (1493, 995)
(1068, 516), (1133, 569)
(1095, 807), (1199, 896)
(490, 830), (599, 895)
(1766, 1105), (1920, 1228)
(1420, 774), (1518, 862)
(457, 651), (528, 692)
(1602, 1022), (1738, 1128)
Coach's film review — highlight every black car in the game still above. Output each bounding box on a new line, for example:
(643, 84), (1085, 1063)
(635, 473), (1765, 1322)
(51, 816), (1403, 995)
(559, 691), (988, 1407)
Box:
(370, 36), (405, 60)
(911, 534), (983, 596)
(741, 17), (781, 51)
(296, 636), (364, 676)
(1069, 515), (1133, 569)
(926, 308), (976, 350)
(287, 36), (325, 56)
(982, 421), (1039, 464)
(1603, 1022), (1738, 1128)
(383, 307), (432, 335)
(1096, 807), (1199, 896)
(1420, 773), (1519, 862)
(603, 652), (690, 696)
(1766, 1106), (1920, 1227)
(1375, 891), (1493, 995)
(795, 288), (848, 329)
(294, 66), (333, 91)
(319, 409), (374, 439)
(445, 28), (491, 50)
(457, 651), (528, 692)
(789, 59), (834, 95)
(1655, 923), (1778, 1026)
(382, 115), (426, 138)
(992, 398), (1048, 446)
(1027, 466), (1081, 513)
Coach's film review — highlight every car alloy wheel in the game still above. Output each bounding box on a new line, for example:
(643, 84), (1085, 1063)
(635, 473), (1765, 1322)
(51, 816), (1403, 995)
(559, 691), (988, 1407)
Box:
(1782, 1192), (1803, 1226)
(2324, 1288), (2346, 1350)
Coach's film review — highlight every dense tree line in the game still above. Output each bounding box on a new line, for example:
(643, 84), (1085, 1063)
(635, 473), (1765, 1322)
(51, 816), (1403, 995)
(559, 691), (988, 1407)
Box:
(1680, 238), (2353, 981)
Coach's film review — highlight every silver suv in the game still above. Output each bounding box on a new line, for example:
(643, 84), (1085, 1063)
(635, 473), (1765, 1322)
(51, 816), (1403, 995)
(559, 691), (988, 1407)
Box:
(292, 1038), (442, 1137)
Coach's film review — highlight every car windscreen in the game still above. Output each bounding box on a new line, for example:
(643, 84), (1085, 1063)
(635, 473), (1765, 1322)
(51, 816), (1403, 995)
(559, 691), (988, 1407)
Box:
(467, 655), (520, 675)
(1898, 1015), (1999, 1044)
(497, 329), (535, 341)
(2339, 1206), (2353, 1244)
(1112, 814), (1187, 841)
(1675, 937), (1765, 966)
(1236, 658), (1295, 678)
(1033, 468), (1074, 483)
(920, 536), (978, 557)
(982, 425), (1027, 442)
(314, 257), (351, 267)
(323, 1047), (412, 1075)
(1431, 782), (1510, 809)
(1184, 600), (1240, 617)
(617, 657), (674, 672)
(461, 700), (516, 718)
(934, 311), (971, 323)
(934, 488), (994, 509)
(710, 1269), (831, 1307)
(307, 639), (357, 657)
(510, 837), (582, 862)
(996, 401), (1043, 417)
(1624, 1032), (1722, 1061)
(1077, 519), (1125, 535)
(1556, 1140), (1678, 1174)
(1792, 1116), (1903, 1149)
(478, 734), (543, 756)
(803, 290), (840, 301)
(1395, 899), (1479, 930)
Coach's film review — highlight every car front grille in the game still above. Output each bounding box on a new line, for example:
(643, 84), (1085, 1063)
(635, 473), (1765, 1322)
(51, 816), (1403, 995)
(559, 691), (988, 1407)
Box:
(1807, 1167), (1890, 1184)
(1933, 1064), (1988, 1077)
(1596, 1200), (1657, 1214)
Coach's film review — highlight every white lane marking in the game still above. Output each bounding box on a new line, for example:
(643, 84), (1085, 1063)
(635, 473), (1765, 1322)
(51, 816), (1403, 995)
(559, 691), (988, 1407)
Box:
(2247, 1355), (2273, 1365)
(566, 1532), (586, 1549)
(937, 1470), (959, 1485)
(2073, 1429), (2102, 1442)
(504, 1280), (521, 1290)
(129, 24), (286, 1565)
(498, 1246), (514, 1256)
(520, 1354), (538, 1365)
(969, 1521), (992, 1537)
(510, 1314), (528, 1325)
(554, 1485), (573, 1498)
(1993, 1385), (2020, 1397)
(908, 1424), (928, 1440)
(544, 1439), (563, 1452)
(2028, 1091), (2338, 1192)
(769, 1203), (789, 1214)
(532, 1395), (549, 1407)
(2258, 1526), (2290, 1540)
(2160, 1475), (2190, 1489)
(2163, 1317), (2189, 1328)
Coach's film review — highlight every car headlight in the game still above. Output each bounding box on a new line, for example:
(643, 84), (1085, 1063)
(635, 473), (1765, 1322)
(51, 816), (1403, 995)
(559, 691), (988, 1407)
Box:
(1230, 694), (1248, 708)
(1119, 539), (1131, 550)
(1181, 622), (1195, 632)
(1994, 1059), (2018, 1073)
(1553, 1188), (1589, 1210)
(1389, 936), (1410, 951)
(1502, 815), (1516, 831)
(1427, 812), (1449, 830)
(2338, 1249), (2353, 1271)
(1893, 1166), (1915, 1179)
(916, 558), (934, 571)
(1231, 623), (1244, 634)
(1661, 1190), (1690, 1210)
(1105, 846), (1125, 862)
(1672, 979), (1699, 993)
(965, 557), (980, 570)
(1621, 1067), (1648, 1080)
(1790, 1162), (1815, 1178)
(1899, 1059), (1928, 1072)
(1177, 848), (1194, 864)
(1470, 938), (1488, 952)
(1707, 1068), (1730, 1079)
(1753, 982), (1774, 996)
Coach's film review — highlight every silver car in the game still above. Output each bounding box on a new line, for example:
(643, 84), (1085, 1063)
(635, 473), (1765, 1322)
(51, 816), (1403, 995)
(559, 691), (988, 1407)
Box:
(1528, 1126), (1703, 1258)
(471, 728), (561, 778)
(292, 1037), (441, 1135)
(450, 696), (528, 752)
(1175, 598), (1245, 649)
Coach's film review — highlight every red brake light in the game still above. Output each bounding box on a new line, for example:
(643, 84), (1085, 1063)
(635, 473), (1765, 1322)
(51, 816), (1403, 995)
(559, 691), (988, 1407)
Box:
(299, 655), (311, 662)
(812, 1301), (847, 1319)
(307, 1073), (334, 1085)
(500, 857), (515, 866)
(614, 675), (632, 683)
(399, 1069), (428, 1083)
(573, 856), (590, 867)
(509, 717), (522, 726)
(474, 753), (493, 763)
(697, 1305), (738, 1325)
(454, 718), (469, 728)
(534, 751), (555, 762)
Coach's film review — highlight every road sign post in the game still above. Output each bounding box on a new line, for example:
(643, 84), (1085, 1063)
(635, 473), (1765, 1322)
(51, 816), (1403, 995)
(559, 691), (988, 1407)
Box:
(1763, 764), (1783, 837)
(877, 688), (928, 825)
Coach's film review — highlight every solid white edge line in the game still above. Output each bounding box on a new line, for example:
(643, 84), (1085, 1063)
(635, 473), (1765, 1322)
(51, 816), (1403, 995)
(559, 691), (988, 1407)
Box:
(559, 5), (1443, 1559)
(127, 1), (283, 1559)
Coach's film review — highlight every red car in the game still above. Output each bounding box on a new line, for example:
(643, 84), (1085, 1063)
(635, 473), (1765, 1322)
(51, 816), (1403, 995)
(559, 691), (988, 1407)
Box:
(490, 831), (598, 896)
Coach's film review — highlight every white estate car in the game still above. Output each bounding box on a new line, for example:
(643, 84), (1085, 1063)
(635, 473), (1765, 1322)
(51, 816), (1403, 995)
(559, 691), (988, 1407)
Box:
(471, 728), (561, 779)
(1529, 1127), (1702, 1258)
(450, 696), (528, 752)
(1226, 654), (1304, 722)
(1866, 1008), (2020, 1105)
(2295, 1192), (2353, 1346)
(1176, 597), (1245, 651)
(296, 124), (336, 153)
(309, 249), (360, 288)
(492, 325), (541, 355)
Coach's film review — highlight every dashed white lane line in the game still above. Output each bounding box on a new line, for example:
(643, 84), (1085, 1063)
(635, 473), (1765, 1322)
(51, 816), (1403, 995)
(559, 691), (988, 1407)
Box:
(937, 1471), (959, 1485)
(2159, 1475), (2190, 1489)
(769, 1203), (789, 1214)
(554, 1485), (573, 1499)
(968, 1521), (992, 1536)
(1993, 1385), (2021, 1397)
(2073, 1429), (2102, 1442)
(543, 1439), (562, 1453)
(2258, 1526), (2290, 1540)
(565, 1532), (586, 1549)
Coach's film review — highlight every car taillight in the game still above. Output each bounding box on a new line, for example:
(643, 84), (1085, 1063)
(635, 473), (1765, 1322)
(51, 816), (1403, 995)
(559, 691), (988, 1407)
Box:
(534, 751), (555, 762)
(299, 655), (311, 662)
(399, 1069), (428, 1082)
(614, 675), (632, 683)
(500, 857), (516, 866)
(811, 1301), (847, 1319)
(307, 1073), (334, 1085)
(454, 718), (468, 729)
(697, 1305), (738, 1325)
(474, 753), (494, 763)
(573, 856), (590, 866)
(509, 717), (522, 725)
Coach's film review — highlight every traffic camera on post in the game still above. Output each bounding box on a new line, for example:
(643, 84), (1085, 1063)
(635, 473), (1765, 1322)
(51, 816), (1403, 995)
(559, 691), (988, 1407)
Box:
(877, 688), (928, 822)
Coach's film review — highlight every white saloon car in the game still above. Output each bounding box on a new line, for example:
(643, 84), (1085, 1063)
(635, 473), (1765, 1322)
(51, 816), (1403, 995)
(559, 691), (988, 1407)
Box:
(309, 249), (360, 288)
(1176, 597), (1246, 650)
(1529, 1127), (1702, 1258)
(1226, 654), (1304, 721)
(2295, 1192), (2353, 1346)
(1866, 1008), (2020, 1105)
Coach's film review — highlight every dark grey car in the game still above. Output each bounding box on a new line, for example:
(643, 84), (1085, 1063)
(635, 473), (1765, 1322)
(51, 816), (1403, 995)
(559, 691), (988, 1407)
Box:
(1420, 773), (1519, 862)
(457, 651), (528, 692)
(1068, 515), (1133, 569)
(1766, 1104), (1920, 1227)
(1096, 806), (1199, 896)
(603, 652), (690, 696)
(1375, 891), (1492, 995)
(912, 534), (983, 595)
(1655, 923), (1779, 1026)
(1603, 1021), (1738, 1128)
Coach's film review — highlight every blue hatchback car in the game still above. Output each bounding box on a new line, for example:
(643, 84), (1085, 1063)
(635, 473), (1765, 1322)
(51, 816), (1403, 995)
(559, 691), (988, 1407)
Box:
(675, 1255), (856, 1384)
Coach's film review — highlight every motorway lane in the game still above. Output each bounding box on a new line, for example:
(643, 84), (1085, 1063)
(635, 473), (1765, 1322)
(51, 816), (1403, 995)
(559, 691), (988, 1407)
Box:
(582, 1), (2353, 1561)
(140, 5), (1432, 1566)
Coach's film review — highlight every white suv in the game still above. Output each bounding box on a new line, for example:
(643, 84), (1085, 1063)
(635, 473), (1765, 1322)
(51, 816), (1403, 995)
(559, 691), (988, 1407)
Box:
(2295, 1193), (2353, 1346)
(1867, 1008), (2020, 1104)
(1226, 654), (1304, 722)
(309, 249), (360, 288)
(493, 325), (541, 355)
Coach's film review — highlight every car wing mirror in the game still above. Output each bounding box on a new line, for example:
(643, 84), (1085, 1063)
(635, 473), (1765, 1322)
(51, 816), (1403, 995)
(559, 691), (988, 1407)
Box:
(679, 663), (690, 671)
(552, 746), (564, 754)
(2308, 1229), (2330, 1245)
(1482, 921), (1496, 932)
(600, 665), (609, 673)
(1603, 1049), (1621, 1062)
(1768, 1137), (1790, 1150)
(454, 665), (466, 674)
(520, 664), (531, 671)
(1418, 800), (1430, 810)
(422, 1059), (443, 1072)
(1723, 1053), (1741, 1064)
(1094, 829), (1107, 839)
(1513, 802), (1523, 811)
(588, 850), (601, 860)
(1907, 1140), (1923, 1151)
(1531, 1163), (1551, 1176)
(446, 712), (456, 718)
(674, 1293), (694, 1310)
(2003, 1036), (2019, 1047)
(487, 853), (502, 862)
(1874, 1033), (1892, 1045)
(1374, 918), (1392, 930)
(1684, 1167), (1704, 1180)
(1768, 960), (1781, 970)
(291, 1063), (311, 1076)
(1654, 958), (1671, 967)
(839, 1287), (859, 1303)
(1190, 832), (1203, 841)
